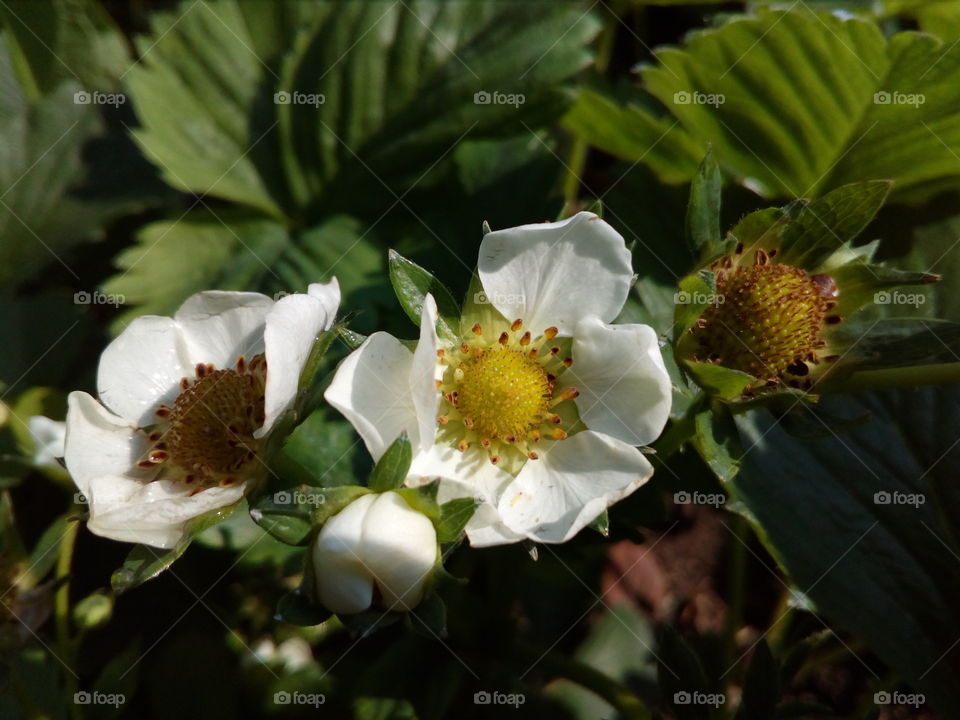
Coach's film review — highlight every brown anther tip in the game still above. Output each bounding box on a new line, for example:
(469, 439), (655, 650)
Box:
(561, 387), (579, 400)
(436, 348), (446, 358)
(528, 348), (539, 359)
(457, 440), (469, 452)
(136, 460), (154, 468)
(735, 242), (744, 254)
(180, 378), (190, 390)
(505, 436), (517, 443)
(236, 355), (246, 372)
(527, 451), (539, 460)
(529, 430), (541, 442)
(547, 373), (557, 382)
(195, 363), (206, 378)
(148, 431), (162, 441)
(155, 406), (170, 418)
(511, 319), (523, 332)
(825, 315), (842, 325)
(460, 342), (471, 354)
(464, 416), (475, 428)
(544, 327), (559, 340)
(550, 414), (562, 425)
(471, 323), (483, 336)
(498, 332), (509, 346)
(480, 438), (492, 448)
(437, 414), (449, 425)
(552, 429), (568, 441)
(550, 346), (561, 356)
(519, 331), (531, 346)
(154, 442), (167, 450)
(489, 455), (500, 465)
(562, 357), (573, 367)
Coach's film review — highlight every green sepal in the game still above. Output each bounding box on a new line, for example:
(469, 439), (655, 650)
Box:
(395, 481), (441, 523)
(111, 500), (242, 593)
(388, 249), (460, 341)
(435, 497), (478, 544)
(684, 361), (755, 400)
(368, 433), (413, 492)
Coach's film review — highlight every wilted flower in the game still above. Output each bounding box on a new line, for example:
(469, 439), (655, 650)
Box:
(312, 491), (438, 614)
(325, 213), (672, 545)
(64, 282), (340, 549)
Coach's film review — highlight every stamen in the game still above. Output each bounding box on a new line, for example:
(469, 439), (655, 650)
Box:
(511, 319), (523, 332)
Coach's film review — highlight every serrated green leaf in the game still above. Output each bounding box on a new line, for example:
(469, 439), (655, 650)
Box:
(388, 249), (460, 340)
(368, 434), (413, 492)
(568, 9), (960, 202)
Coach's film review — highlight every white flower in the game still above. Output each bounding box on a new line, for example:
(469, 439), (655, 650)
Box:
(27, 416), (67, 469)
(312, 491), (438, 614)
(325, 212), (672, 546)
(64, 282), (340, 549)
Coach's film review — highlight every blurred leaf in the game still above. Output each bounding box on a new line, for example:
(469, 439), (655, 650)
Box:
(1, 0), (129, 96)
(408, 592), (447, 639)
(279, 409), (371, 488)
(127, 0), (599, 220)
(657, 626), (712, 720)
(368, 433), (413, 493)
(388, 250), (460, 341)
(275, 588), (331, 627)
(567, 9), (960, 202)
(731, 386), (960, 712)
(72, 589), (112, 632)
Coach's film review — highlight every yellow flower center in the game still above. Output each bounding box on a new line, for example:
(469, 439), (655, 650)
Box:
(456, 347), (552, 440)
(437, 320), (580, 466)
(137, 354), (267, 492)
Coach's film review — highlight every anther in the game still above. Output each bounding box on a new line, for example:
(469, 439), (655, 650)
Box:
(544, 327), (559, 340)
(498, 332), (509, 346)
(552, 428), (568, 440)
(519, 331), (531, 346)
(511, 319), (523, 332)
(471, 323), (483, 336)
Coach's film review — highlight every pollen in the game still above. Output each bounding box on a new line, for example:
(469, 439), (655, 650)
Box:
(690, 260), (833, 382)
(139, 354), (267, 490)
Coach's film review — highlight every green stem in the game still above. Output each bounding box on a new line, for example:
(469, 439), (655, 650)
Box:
(820, 362), (960, 394)
(517, 644), (651, 720)
(723, 515), (748, 672)
(55, 520), (80, 720)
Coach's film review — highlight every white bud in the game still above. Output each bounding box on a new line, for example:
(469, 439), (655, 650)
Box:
(312, 492), (438, 614)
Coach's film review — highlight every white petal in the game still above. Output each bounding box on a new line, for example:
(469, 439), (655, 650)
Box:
(409, 294), (442, 455)
(257, 285), (340, 438)
(478, 212), (633, 335)
(307, 278), (341, 316)
(362, 492), (437, 611)
(27, 416), (66, 468)
(85, 479), (244, 549)
(64, 391), (150, 497)
(324, 333), (419, 462)
(567, 317), (672, 446)
(313, 493), (377, 614)
(497, 431), (653, 543)
(174, 291), (274, 368)
(97, 316), (193, 426)
(408, 445), (523, 547)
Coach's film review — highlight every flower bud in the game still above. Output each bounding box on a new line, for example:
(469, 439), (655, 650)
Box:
(312, 491), (438, 614)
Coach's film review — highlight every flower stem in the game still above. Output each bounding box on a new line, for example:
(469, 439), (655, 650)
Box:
(55, 520), (80, 720)
(517, 643), (651, 720)
(820, 362), (960, 394)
